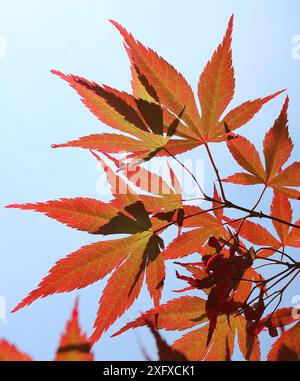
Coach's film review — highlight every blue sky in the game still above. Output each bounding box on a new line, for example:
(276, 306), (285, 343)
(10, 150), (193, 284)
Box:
(0, 0), (300, 360)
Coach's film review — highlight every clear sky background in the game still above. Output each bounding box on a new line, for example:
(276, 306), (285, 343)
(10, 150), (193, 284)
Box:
(0, 0), (300, 361)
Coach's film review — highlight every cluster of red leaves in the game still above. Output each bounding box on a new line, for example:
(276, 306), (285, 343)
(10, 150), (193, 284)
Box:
(114, 296), (299, 361)
(176, 237), (255, 346)
(0, 300), (93, 361)
(7, 15), (300, 361)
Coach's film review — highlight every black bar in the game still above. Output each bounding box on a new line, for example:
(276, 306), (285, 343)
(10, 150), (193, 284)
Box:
(0, 361), (299, 377)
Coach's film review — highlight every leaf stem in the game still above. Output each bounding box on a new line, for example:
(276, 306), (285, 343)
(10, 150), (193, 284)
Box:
(163, 147), (207, 198)
(205, 143), (227, 202)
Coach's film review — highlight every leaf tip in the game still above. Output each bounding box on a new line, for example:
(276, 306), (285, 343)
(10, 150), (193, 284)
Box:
(51, 70), (68, 82)
(11, 303), (23, 314)
(51, 69), (61, 76)
(272, 89), (286, 98)
(5, 203), (25, 210)
(109, 19), (123, 32)
(227, 14), (234, 35)
(72, 297), (80, 320)
(284, 94), (289, 106)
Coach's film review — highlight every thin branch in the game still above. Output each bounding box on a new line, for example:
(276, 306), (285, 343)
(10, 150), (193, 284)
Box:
(247, 268), (295, 307)
(234, 185), (267, 237)
(163, 147), (207, 198)
(254, 263), (278, 270)
(205, 143), (227, 202)
(217, 199), (300, 230)
(256, 248), (297, 264)
(255, 256), (291, 266)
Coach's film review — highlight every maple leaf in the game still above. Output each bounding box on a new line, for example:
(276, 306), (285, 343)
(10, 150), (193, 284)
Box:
(51, 70), (186, 163)
(113, 296), (260, 361)
(268, 320), (300, 361)
(55, 299), (94, 361)
(113, 16), (282, 146)
(8, 154), (172, 344)
(226, 190), (300, 257)
(10, 215), (165, 345)
(224, 97), (300, 199)
(0, 340), (32, 361)
(49, 17), (282, 163)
